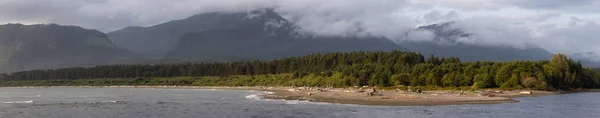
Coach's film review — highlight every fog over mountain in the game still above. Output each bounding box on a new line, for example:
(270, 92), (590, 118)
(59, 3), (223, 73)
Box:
(1, 0), (600, 69)
(110, 9), (404, 61)
(107, 9), (558, 63)
(1, 0), (599, 58)
(397, 22), (554, 62)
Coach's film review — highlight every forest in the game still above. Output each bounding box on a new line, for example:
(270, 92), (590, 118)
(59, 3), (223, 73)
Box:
(0, 51), (599, 90)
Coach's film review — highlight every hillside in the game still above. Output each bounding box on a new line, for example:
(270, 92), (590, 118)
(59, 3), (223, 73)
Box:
(107, 9), (298, 59)
(0, 24), (142, 72)
(163, 19), (403, 61)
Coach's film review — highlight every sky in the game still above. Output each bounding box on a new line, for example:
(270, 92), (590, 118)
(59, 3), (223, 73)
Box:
(1, 0), (599, 59)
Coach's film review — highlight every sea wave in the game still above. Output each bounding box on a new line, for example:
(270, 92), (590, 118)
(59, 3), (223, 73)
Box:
(101, 100), (118, 103)
(244, 91), (276, 100)
(284, 100), (309, 104)
(2, 100), (33, 104)
(21, 95), (42, 98)
(245, 94), (261, 100)
(282, 100), (342, 105)
(243, 91), (346, 106)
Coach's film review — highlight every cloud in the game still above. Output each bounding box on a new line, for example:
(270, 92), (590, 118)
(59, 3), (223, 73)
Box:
(420, 11), (460, 25)
(493, 0), (596, 10)
(450, 14), (600, 56)
(411, 0), (600, 13)
(453, 17), (535, 48)
(405, 30), (435, 42)
(274, 0), (413, 37)
(410, 0), (500, 11)
(534, 18), (600, 54)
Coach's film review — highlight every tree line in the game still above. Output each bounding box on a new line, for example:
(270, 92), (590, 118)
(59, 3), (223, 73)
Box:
(0, 51), (598, 90)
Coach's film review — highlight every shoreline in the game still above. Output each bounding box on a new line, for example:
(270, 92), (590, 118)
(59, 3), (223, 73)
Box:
(0, 86), (584, 106)
(261, 88), (553, 106)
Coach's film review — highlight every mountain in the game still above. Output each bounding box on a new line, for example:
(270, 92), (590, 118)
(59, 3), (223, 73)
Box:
(399, 23), (554, 62)
(109, 9), (405, 61)
(108, 9), (299, 59)
(0, 24), (142, 73)
(109, 9), (559, 63)
(165, 29), (401, 61)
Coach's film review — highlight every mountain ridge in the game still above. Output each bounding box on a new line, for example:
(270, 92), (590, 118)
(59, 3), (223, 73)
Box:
(109, 9), (405, 61)
(0, 23), (143, 73)
(107, 9), (301, 59)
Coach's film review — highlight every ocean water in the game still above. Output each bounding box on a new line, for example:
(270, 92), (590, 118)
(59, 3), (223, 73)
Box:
(0, 88), (599, 118)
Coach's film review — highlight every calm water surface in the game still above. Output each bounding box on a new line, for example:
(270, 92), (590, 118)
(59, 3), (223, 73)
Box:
(0, 88), (599, 118)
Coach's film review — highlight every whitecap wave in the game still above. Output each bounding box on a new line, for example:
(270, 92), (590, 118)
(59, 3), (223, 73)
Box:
(244, 91), (276, 100)
(245, 94), (261, 100)
(284, 100), (309, 104)
(17, 95), (42, 98)
(243, 91), (343, 106)
(99, 100), (119, 103)
(284, 100), (344, 105)
(2, 100), (33, 104)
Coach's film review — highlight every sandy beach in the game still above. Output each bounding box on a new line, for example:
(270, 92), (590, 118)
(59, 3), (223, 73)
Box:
(0, 86), (562, 106)
(260, 87), (561, 106)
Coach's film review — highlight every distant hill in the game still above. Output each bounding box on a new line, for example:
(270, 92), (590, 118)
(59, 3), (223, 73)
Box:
(109, 9), (405, 61)
(593, 67), (600, 73)
(569, 52), (600, 67)
(0, 24), (143, 72)
(404, 22), (600, 66)
(399, 23), (554, 62)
